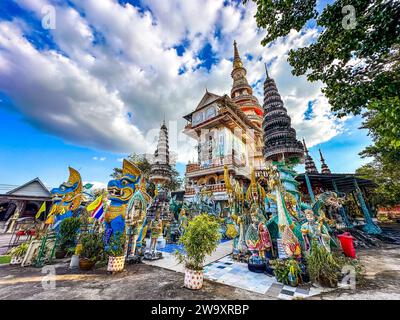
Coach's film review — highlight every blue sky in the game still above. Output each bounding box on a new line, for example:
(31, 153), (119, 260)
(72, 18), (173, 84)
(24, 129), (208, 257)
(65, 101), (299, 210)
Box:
(0, 0), (371, 188)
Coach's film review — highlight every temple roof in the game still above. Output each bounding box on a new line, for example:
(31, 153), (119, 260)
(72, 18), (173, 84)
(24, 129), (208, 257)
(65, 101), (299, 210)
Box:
(183, 90), (261, 133)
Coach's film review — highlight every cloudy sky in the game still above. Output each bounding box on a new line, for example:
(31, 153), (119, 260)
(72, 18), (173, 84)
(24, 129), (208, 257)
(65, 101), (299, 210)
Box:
(0, 0), (371, 188)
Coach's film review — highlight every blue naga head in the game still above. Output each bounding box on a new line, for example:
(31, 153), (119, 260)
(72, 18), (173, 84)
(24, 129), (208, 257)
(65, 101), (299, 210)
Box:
(107, 159), (141, 206)
(50, 167), (82, 209)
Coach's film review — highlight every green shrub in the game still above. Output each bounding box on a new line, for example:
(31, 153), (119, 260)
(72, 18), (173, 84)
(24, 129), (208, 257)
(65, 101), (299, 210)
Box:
(333, 252), (366, 286)
(0, 255), (11, 264)
(80, 232), (103, 262)
(59, 217), (81, 251)
(9, 242), (29, 258)
(270, 259), (302, 286)
(106, 232), (126, 257)
(175, 214), (221, 271)
(306, 241), (341, 288)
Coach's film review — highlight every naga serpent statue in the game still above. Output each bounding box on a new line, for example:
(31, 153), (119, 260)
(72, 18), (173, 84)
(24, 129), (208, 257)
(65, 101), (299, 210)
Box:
(49, 167), (83, 232)
(104, 159), (141, 248)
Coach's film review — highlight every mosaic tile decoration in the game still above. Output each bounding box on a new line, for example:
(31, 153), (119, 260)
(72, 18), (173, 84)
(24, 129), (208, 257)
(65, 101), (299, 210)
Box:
(203, 255), (326, 300)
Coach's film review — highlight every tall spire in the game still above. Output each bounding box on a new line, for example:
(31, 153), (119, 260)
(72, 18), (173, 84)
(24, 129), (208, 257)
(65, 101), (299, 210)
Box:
(319, 149), (331, 174)
(149, 120), (171, 185)
(233, 40), (243, 69)
(230, 40), (263, 127)
(264, 63), (269, 79)
(303, 139), (318, 174)
(262, 67), (304, 162)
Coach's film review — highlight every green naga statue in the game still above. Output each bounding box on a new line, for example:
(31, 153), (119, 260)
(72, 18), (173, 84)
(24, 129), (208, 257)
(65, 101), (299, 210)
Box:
(264, 163), (302, 259)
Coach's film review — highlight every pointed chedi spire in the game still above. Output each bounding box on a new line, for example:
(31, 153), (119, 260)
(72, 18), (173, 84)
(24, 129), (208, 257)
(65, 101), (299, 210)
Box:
(230, 40), (263, 127)
(319, 148), (331, 174)
(264, 63), (270, 79)
(303, 139), (318, 174)
(262, 62), (304, 162)
(233, 40), (243, 69)
(149, 120), (172, 185)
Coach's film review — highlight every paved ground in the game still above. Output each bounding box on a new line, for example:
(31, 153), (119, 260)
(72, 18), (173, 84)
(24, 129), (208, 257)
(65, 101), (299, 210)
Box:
(314, 244), (400, 300)
(0, 261), (270, 300)
(1, 224), (400, 300)
(0, 243), (399, 300)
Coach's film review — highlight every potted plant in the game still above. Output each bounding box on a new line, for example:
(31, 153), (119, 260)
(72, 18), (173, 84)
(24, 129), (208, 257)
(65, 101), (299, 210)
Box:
(270, 258), (302, 286)
(175, 214), (221, 290)
(9, 243), (29, 265)
(270, 259), (290, 285)
(106, 232), (126, 273)
(57, 217), (81, 259)
(286, 259), (302, 287)
(79, 232), (103, 270)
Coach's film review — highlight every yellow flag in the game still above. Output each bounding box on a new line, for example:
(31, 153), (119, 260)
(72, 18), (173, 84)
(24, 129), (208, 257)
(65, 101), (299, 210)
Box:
(35, 202), (46, 219)
(86, 195), (103, 212)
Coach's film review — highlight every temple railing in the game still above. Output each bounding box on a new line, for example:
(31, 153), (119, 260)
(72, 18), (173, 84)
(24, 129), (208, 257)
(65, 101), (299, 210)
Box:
(185, 156), (245, 174)
(185, 183), (227, 195)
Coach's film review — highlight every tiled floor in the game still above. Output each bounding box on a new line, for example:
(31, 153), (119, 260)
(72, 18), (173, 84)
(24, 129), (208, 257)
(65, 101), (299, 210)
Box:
(203, 255), (326, 300)
(145, 241), (328, 300)
(143, 240), (233, 273)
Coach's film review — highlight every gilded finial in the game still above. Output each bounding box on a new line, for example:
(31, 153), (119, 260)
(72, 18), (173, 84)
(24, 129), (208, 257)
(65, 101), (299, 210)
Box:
(233, 40), (243, 69)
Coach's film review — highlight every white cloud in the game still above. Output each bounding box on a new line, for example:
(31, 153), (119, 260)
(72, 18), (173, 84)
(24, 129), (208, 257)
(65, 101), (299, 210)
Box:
(0, 0), (346, 166)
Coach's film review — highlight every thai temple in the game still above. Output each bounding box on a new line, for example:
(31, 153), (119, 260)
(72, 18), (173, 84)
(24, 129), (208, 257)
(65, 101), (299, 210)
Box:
(183, 41), (302, 202)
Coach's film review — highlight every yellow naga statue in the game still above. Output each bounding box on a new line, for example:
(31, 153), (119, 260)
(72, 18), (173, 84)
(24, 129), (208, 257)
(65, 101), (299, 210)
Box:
(245, 167), (266, 207)
(49, 167), (83, 231)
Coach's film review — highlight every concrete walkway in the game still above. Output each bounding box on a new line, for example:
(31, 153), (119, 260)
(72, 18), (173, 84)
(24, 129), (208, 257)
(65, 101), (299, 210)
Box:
(0, 233), (12, 255)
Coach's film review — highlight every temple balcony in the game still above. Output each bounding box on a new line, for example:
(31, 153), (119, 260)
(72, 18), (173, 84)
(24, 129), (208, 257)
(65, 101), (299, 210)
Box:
(185, 156), (249, 178)
(185, 183), (227, 195)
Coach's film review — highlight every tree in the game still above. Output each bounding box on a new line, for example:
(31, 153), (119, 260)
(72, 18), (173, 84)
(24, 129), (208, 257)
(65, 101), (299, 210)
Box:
(111, 153), (183, 193)
(111, 153), (151, 179)
(356, 156), (400, 207)
(247, 0), (400, 202)
(248, 0), (399, 114)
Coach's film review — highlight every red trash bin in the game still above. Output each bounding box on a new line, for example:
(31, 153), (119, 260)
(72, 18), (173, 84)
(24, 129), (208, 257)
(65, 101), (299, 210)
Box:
(337, 232), (356, 258)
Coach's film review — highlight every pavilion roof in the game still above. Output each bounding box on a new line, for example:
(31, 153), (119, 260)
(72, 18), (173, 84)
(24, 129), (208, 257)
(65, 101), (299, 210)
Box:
(295, 173), (377, 193)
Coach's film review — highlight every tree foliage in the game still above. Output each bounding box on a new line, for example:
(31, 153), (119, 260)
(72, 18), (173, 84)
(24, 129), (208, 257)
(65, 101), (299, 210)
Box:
(248, 0), (400, 204)
(356, 155), (400, 207)
(175, 214), (221, 270)
(111, 153), (183, 193)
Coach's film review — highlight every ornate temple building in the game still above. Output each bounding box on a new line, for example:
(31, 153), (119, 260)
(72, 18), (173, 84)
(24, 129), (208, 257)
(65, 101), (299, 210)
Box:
(149, 120), (172, 185)
(183, 42), (280, 201)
